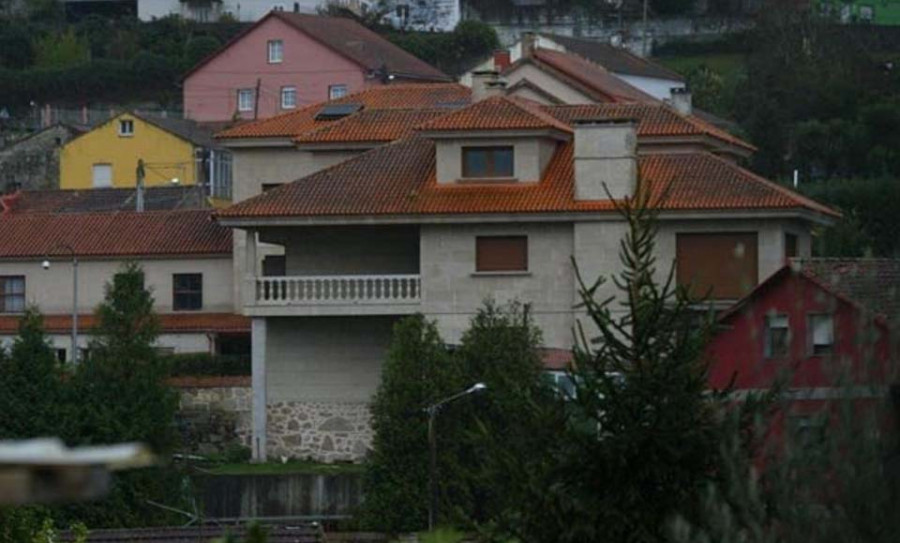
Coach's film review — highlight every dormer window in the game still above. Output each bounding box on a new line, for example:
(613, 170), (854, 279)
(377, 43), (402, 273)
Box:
(462, 146), (514, 179)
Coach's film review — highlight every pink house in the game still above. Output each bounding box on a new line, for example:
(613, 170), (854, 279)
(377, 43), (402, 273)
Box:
(182, 11), (450, 123)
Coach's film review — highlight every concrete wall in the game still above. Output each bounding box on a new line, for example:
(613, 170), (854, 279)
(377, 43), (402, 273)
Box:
(616, 73), (685, 101)
(183, 16), (371, 123)
(261, 225), (420, 275)
(265, 316), (397, 403)
(0, 256), (234, 315)
(419, 222), (576, 348)
(434, 136), (560, 184)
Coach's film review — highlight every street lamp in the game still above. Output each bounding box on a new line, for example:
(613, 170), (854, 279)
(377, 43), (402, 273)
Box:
(42, 244), (78, 364)
(424, 382), (487, 531)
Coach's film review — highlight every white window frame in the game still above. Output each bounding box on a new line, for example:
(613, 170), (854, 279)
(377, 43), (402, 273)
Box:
(118, 119), (134, 137)
(764, 314), (790, 359)
(267, 39), (284, 64)
(237, 89), (254, 112)
(808, 314), (835, 356)
(329, 84), (348, 100)
(281, 86), (297, 109)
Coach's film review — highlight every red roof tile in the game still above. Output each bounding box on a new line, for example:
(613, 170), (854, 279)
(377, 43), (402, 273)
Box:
(511, 49), (659, 103)
(544, 103), (755, 152)
(418, 95), (572, 134)
(216, 84), (470, 139)
(0, 210), (230, 258)
(184, 12), (448, 82)
(295, 108), (449, 144)
(217, 136), (837, 220)
(1, 187), (206, 215)
(0, 313), (250, 335)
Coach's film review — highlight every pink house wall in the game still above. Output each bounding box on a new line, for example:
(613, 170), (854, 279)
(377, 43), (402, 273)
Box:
(183, 17), (376, 123)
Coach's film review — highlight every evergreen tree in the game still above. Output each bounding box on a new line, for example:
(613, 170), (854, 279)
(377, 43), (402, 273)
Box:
(362, 315), (462, 533)
(0, 308), (66, 439)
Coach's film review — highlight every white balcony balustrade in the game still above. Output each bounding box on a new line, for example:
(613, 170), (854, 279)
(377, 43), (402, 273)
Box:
(247, 274), (421, 315)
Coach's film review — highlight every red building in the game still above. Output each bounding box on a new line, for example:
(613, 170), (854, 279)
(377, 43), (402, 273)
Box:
(707, 259), (900, 430)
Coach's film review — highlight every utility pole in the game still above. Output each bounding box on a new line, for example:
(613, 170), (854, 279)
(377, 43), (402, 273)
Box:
(642, 0), (649, 58)
(253, 78), (261, 120)
(136, 159), (145, 212)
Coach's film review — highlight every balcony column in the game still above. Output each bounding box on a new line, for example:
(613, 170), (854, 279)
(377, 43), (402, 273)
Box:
(251, 317), (267, 462)
(244, 229), (258, 307)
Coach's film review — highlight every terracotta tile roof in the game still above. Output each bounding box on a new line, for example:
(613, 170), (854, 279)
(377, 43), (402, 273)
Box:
(295, 108), (449, 144)
(543, 102), (755, 152)
(1, 187), (206, 215)
(216, 84), (470, 139)
(542, 33), (685, 82)
(515, 49), (659, 103)
(418, 95), (572, 133)
(184, 11), (448, 82)
(0, 313), (250, 335)
(217, 136), (837, 219)
(797, 258), (900, 320)
(0, 210), (231, 258)
(541, 348), (574, 370)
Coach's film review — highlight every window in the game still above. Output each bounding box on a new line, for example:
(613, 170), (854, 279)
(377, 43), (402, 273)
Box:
(462, 146), (514, 178)
(237, 89), (254, 112)
(0, 276), (25, 313)
(118, 119), (134, 137)
(173, 273), (203, 311)
(785, 233), (798, 260)
(92, 163), (112, 188)
(475, 236), (527, 272)
(808, 314), (834, 355)
(676, 233), (758, 300)
(56, 349), (67, 364)
(329, 84), (348, 100)
(268, 39), (283, 63)
(281, 86), (297, 109)
(764, 314), (790, 358)
(261, 183), (283, 193)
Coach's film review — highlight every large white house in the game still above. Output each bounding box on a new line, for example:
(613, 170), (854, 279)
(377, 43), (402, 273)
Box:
(213, 83), (837, 463)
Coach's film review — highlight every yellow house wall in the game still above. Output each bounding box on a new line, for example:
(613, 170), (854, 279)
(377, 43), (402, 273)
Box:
(60, 114), (197, 189)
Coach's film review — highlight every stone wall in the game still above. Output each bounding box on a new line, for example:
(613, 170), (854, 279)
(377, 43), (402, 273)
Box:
(0, 124), (80, 191)
(172, 376), (253, 456)
(266, 401), (373, 463)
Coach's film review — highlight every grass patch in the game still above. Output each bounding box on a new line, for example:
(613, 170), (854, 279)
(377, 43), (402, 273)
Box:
(203, 460), (365, 476)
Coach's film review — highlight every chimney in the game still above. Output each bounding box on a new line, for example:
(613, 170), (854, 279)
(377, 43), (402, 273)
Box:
(521, 31), (537, 59)
(471, 70), (505, 101)
(493, 49), (511, 72)
(573, 119), (637, 201)
(670, 87), (692, 115)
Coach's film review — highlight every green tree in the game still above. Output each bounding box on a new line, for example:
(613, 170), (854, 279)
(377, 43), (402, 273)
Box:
(0, 308), (66, 440)
(362, 315), (462, 533)
(33, 28), (90, 69)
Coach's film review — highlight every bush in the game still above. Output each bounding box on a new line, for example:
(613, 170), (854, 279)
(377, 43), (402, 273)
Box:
(386, 20), (498, 76)
(165, 353), (250, 377)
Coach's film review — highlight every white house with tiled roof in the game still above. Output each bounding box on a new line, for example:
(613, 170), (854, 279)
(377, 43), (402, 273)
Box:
(214, 87), (838, 463)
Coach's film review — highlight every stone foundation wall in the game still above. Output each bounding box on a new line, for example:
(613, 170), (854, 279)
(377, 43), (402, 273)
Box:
(172, 377), (252, 456)
(266, 401), (373, 463)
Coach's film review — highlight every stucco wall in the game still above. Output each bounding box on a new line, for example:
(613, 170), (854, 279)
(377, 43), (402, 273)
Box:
(0, 331), (214, 359)
(434, 136), (560, 184)
(265, 316), (397, 403)
(616, 74), (685, 101)
(503, 62), (596, 104)
(0, 256), (233, 315)
(59, 115), (197, 189)
(183, 16), (370, 123)
(419, 222), (576, 348)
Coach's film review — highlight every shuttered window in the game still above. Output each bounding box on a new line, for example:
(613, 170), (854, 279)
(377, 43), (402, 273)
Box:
(476, 236), (527, 272)
(676, 233), (758, 300)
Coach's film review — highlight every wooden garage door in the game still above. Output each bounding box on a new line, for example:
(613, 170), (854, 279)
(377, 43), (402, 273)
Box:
(676, 233), (758, 300)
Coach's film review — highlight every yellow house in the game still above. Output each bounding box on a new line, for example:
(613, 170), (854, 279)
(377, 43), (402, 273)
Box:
(60, 112), (217, 190)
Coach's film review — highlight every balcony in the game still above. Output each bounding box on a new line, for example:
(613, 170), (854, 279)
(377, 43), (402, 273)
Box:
(244, 274), (421, 316)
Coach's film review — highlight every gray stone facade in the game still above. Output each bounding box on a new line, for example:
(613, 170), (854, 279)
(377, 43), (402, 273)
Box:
(176, 382), (253, 456)
(0, 124), (81, 191)
(266, 401), (373, 463)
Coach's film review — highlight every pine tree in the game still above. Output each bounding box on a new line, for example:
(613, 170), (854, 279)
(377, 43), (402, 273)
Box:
(0, 308), (66, 439)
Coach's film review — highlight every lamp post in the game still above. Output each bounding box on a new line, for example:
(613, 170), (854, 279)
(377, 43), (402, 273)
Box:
(42, 244), (78, 364)
(424, 382), (487, 531)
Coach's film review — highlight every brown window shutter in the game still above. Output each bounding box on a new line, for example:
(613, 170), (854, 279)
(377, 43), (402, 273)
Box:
(476, 236), (528, 272)
(676, 233), (758, 300)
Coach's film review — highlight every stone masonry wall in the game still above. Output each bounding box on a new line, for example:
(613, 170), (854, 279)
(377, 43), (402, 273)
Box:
(172, 377), (252, 456)
(267, 401), (373, 464)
